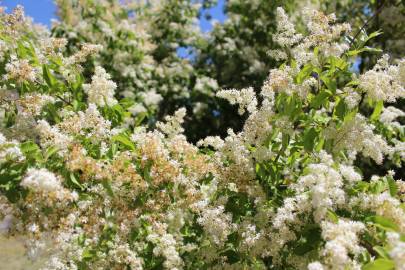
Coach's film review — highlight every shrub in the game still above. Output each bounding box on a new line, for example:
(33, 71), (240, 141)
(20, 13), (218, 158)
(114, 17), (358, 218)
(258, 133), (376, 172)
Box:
(0, 3), (404, 270)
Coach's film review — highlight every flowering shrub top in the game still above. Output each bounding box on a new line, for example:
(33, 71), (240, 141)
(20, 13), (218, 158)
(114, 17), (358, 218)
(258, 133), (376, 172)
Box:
(0, 4), (404, 270)
(52, 0), (220, 142)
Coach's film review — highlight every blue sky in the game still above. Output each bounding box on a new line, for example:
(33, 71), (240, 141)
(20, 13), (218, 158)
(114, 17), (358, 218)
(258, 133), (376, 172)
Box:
(2, 0), (57, 26)
(2, 0), (226, 30)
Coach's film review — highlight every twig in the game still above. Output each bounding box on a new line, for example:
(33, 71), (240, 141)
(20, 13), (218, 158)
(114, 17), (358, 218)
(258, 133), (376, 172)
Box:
(349, 0), (387, 47)
(56, 95), (73, 106)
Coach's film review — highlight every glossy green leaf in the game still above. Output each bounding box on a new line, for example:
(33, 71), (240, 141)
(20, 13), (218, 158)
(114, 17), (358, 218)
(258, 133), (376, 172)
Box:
(321, 75), (337, 92)
(44, 146), (59, 161)
(334, 99), (347, 120)
(69, 173), (84, 190)
(112, 133), (136, 151)
(386, 176), (398, 197)
(367, 216), (399, 232)
(370, 100), (383, 121)
(42, 65), (55, 88)
(362, 259), (394, 270)
(303, 128), (317, 152)
(311, 91), (331, 109)
(326, 209), (339, 223)
(373, 246), (390, 259)
(296, 64), (314, 84)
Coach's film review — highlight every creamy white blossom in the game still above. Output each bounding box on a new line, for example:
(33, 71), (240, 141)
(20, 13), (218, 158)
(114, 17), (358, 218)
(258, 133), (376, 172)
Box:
(83, 66), (117, 107)
(387, 232), (405, 270)
(21, 168), (61, 193)
(359, 55), (405, 102)
(4, 56), (37, 83)
(217, 87), (257, 114)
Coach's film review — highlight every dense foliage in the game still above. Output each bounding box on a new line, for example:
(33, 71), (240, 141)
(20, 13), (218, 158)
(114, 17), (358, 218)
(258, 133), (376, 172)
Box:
(0, 1), (404, 270)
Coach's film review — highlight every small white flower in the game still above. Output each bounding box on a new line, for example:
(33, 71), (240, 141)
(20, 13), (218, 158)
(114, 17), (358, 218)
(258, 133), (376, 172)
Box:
(21, 168), (62, 193)
(217, 87), (257, 115)
(83, 66), (117, 107)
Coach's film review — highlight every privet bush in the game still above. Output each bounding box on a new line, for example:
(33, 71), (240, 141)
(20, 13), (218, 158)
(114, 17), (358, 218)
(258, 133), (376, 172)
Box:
(0, 3), (404, 270)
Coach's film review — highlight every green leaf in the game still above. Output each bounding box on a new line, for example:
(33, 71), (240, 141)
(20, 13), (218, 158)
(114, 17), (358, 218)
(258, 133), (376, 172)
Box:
(44, 146), (59, 161)
(285, 95), (297, 115)
(82, 248), (95, 260)
(362, 259), (394, 270)
(296, 64), (314, 84)
(303, 128), (317, 152)
(112, 133), (135, 151)
(310, 91), (331, 109)
(334, 99), (347, 120)
(343, 109), (358, 123)
(347, 47), (383, 56)
(315, 137), (325, 152)
(370, 100), (383, 121)
(386, 176), (398, 197)
(134, 112), (147, 126)
(69, 173), (84, 190)
(20, 141), (40, 153)
(367, 216), (399, 232)
(327, 56), (348, 70)
(20, 141), (42, 161)
(293, 226), (321, 255)
(326, 209), (339, 223)
(373, 246), (390, 259)
(281, 133), (289, 152)
(364, 30), (383, 44)
(42, 65), (55, 88)
(321, 75), (337, 92)
(102, 179), (114, 197)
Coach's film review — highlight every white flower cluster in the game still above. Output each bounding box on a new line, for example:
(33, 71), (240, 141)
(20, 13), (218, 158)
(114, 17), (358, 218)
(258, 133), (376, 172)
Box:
(72, 103), (113, 140)
(156, 108), (187, 137)
(146, 223), (183, 269)
(319, 220), (365, 270)
(339, 165), (362, 183)
(239, 223), (268, 256)
(359, 55), (405, 102)
(20, 168), (77, 201)
(141, 90), (162, 107)
(36, 120), (73, 155)
(65, 43), (103, 65)
(39, 37), (68, 58)
(197, 136), (225, 150)
(83, 66), (117, 107)
(20, 168), (60, 191)
(380, 106), (404, 128)
(18, 93), (55, 117)
(269, 7), (351, 65)
(387, 232), (405, 270)
(4, 56), (37, 83)
(108, 243), (143, 270)
(197, 206), (235, 247)
(194, 76), (218, 95)
(0, 133), (25, 163)
(303, 9), (351, 57)
(351, 191), (405, 232)
(343, 87), (361, 109)
(269, 156), (350, 261)
(273, 7), (303, 47)
(308, 261), (325, 270)
(324, 114), (390, 164)
(295, 161), (345, 222)
(263, 67), (317, 99)
(217, 87), (257, 114)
